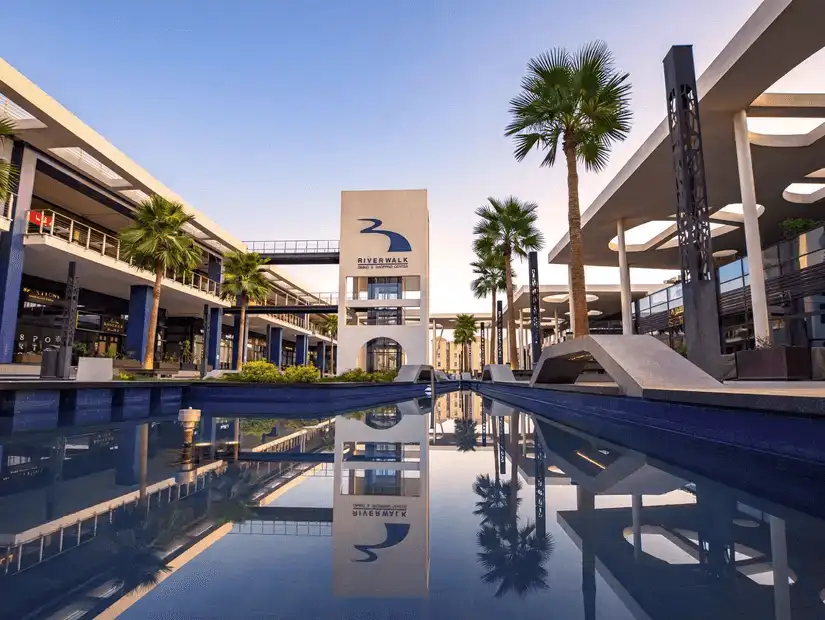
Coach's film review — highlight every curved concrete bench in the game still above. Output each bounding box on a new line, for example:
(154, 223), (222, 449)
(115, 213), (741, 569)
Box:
(481, 365), (516, 383)
(394, 365), (436, 383)
(530, 335), (720, 398)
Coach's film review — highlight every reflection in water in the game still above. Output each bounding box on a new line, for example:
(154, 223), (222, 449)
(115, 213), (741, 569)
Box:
(0, 392), (823, 618)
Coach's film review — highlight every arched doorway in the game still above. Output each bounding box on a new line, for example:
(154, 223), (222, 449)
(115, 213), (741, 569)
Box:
(364, 337), (404, 372)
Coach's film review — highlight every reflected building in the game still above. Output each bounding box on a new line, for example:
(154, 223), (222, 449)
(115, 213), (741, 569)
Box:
(332, 403), (430, 597)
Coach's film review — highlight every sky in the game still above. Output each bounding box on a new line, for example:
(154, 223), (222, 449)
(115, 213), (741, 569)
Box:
(0, 0), (786, 312)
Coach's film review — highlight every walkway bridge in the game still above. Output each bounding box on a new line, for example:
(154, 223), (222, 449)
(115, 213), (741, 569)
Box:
(245, 240), (340, 265)
(223, 291), (338, 316)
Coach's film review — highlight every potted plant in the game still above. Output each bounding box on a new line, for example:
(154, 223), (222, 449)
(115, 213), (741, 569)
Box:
(180, 339), (198, 371)
(72, 342), (90, 365)
(157, 352), (179, 372)
(735, 337), (812, 381)
(114, 351), (141, 370)
(19, 349), (42, 364)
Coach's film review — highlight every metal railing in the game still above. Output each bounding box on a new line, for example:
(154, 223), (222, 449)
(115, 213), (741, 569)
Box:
(0, 461), (225, 577)
(0, 95), (35, 121)
(245, 240), (340, 254)
(26, 209), (221, 297)
(0, 193), (13, 220)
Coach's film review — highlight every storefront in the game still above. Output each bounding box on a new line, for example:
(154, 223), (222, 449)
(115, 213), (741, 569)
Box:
(15, 275), (135, 363)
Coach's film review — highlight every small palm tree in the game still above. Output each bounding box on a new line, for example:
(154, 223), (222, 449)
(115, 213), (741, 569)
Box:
(321, 314), (338, 373)
(470, 253), (509, 365)
(506, 41), (632, 337)
(473, 198), (545, 369)
(221, 251), (274, 369)
(454, 418), (478, 452)
(120, 196), (202, 369)
(0, 119), (18, 203)
(453, 314), (477, 373)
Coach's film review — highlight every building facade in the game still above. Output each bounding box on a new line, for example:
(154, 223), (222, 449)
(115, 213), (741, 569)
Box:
(336, 190), (429, 373)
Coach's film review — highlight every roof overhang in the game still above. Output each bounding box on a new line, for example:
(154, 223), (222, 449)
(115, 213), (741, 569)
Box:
(548, 0), (825, 269)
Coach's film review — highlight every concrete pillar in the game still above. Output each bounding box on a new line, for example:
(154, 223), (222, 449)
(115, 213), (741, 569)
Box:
(115, 423), (148, 487)
(632, 494), (643, 559)
(267, 325), (283, 367)
(770, 516), (791, 620)
(207, 308), (222, 369)
(231, 313), (243, 368)
(207, 254), (221, 284)
(295, 334), (309, 365)
(617, 219), (633, 335)
(733, 110), (771, 346)
(315, 341), (327, 374)
(0, 143), (36, 363)
(431, 318), (436, 366)
(567, 265), (577, 337)
(125, 285), (154, 364)
(554, 307), (560, 344)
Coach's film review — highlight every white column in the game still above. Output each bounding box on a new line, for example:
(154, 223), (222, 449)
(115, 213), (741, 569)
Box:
(518, 313), (525, 368)
(733, 110), (771, 346)
(770, 516), (791, 620)
(554, 307), (559, 344)
(617, 219), (633, 335)
(567, 265), (577, 336)
(431, 319), (436, 366)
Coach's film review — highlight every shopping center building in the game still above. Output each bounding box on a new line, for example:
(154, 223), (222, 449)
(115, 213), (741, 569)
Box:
(0, 58), (335, 372)
(548, 0), (825, 361)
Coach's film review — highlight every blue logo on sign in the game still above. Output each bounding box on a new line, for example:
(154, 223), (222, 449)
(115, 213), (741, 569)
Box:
(358, 218), (412, 252)
(353, 523), (410, 562)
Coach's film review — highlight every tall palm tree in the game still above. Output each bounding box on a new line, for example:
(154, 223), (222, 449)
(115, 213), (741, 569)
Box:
(321, 314), (338, 373)
(453, 313), (476, 373)
(506, 41), (632, 337)
(470, 253), (509, 365)
(0, 119), (18, 203)
(473, 197), (545, 369)
(454, 418), (478, 452)
(120, 196), (202, 369)
(221, 251), (274, 369)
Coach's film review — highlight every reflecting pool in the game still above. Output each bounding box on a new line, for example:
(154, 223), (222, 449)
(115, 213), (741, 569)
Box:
(0, 391), (821, 619)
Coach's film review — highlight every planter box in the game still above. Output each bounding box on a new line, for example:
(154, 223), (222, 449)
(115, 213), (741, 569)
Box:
(114, 358), (142, 369)
(19, 354), (42, 364)
(735, 346), (812, 381)
(180, 362), (198, 371)
(157, 362), (179, 371)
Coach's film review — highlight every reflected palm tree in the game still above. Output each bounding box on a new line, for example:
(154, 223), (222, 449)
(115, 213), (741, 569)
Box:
(473, 473), (553, 598)
(454, 418), (478, 452)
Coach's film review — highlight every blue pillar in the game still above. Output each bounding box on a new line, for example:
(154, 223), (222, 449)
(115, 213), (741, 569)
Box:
(231, 315), (241, 368)
(315, 341), (327, 374)
(115, 424), (143, 486)
(295, 334), (309, 366)
(207, 308), (222, 369)
(0, 143), (35, 363)
(207, 254), (222, 284)
(267, 325), (283, 367)
(125, 285), (153, 364)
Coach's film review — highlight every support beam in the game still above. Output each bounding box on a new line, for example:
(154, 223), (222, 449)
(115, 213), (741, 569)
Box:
(267, 325), (283, 367)
(207, 308), (222, 369)
(617, 219), (633, 335)
(0, 143), (35, 363)
(315, 341), (327, 374)
(125, 285), (153, 364)
(733, 110), (771, 346)
(296, 334), (309, 366)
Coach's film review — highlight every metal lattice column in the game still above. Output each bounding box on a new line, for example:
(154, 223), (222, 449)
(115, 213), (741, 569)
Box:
(528, 252), (542, 367)
(663, 45), (721, 377)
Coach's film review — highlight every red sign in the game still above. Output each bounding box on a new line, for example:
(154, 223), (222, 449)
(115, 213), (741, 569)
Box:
(28, 211), (53, 227)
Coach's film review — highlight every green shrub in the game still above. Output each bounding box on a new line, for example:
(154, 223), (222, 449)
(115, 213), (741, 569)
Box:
(337, 368), (372, 382)
(237, 360), (280, 383)
(282, 364), (321, 383)
(116, 370), (136, 381)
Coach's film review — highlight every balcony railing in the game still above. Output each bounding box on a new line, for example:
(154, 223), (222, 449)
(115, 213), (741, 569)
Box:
(0, 194), (12, 220)
(26, 209), (221, 297)
(245, 240), (339, 254)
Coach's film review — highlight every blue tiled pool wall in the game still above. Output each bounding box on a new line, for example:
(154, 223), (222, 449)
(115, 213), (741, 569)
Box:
(0, 381), (459, 434)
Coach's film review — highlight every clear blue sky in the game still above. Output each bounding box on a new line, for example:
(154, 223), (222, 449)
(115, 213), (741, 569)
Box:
(3, 0), (767, 311)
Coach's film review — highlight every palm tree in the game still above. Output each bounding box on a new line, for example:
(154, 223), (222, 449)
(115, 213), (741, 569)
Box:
(221, 251), (274, 369)
(454, 418), (478, 452)
(120, 196), (202, 369)
(470, 253), (509, 365)
(473, 197), (545, 369)
(506, 41), (632, 337)
(321, 314), (338, 373)
(0, 119), (18, 203)
(453, 313), (476, 373)
(473, 474), (553, 598)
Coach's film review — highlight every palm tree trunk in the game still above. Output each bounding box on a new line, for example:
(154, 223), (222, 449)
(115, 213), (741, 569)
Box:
(490, 290), (497, 365)
(492, 418), (500, 482)
(565, 144), (589, 338)
(510, 411), (520, 522)
(236, 299), (247, 370)
(503, 252), (519, 369)
(144, 262), (164, 370)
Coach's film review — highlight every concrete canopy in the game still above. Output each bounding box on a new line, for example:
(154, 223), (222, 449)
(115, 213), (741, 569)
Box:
(547, 0), (825, 269)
